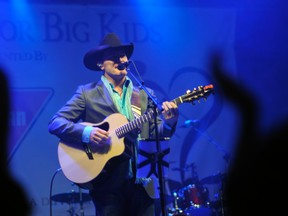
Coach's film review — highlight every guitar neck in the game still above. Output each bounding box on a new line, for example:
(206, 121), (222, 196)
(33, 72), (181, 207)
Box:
(115, 84), (214, 138)
(171, 95), (187, 106)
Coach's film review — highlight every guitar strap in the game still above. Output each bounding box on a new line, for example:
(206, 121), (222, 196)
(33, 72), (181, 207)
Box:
(131, 86), (144, 117)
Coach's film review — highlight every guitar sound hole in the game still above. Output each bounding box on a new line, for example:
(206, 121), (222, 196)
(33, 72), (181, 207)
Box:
(89, 122), (111, 154)
(96, 122), (109, 131)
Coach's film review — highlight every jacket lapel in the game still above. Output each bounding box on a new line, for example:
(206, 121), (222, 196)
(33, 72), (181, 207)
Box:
(98, 80), (119, 113)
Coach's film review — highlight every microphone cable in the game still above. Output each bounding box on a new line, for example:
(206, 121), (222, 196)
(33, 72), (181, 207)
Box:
(49, 167), (62, 216)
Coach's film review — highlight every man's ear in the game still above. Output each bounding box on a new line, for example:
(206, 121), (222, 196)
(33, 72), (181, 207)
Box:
(97, 63), (104, 70)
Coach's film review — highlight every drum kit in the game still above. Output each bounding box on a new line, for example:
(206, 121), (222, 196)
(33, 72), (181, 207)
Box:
(168, 165), (227, 216)
(51, 189), (92, 216)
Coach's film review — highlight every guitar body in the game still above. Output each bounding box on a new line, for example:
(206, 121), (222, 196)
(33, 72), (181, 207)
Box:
(58, 113), (128, 184)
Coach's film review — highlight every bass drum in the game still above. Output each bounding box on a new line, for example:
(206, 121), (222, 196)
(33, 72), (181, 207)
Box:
(184, 206), (212, 216)
(177, 184), (210, 210)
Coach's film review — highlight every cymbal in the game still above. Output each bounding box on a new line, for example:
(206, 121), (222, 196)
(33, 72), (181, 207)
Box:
(51, 192), (92, 203)
(200, 173), (226, 185)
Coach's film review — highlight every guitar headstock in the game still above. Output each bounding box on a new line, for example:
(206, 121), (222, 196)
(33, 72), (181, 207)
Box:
(181, 84), (214, 104)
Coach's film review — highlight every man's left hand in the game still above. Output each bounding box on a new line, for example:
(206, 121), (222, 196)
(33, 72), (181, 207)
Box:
(161, 101), (179, 127)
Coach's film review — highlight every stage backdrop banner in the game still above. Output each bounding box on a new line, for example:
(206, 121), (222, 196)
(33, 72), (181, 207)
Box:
(0, 3), (237, 215)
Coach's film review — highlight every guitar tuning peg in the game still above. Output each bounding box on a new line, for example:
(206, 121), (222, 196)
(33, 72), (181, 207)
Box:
(186, 90), (191, 94)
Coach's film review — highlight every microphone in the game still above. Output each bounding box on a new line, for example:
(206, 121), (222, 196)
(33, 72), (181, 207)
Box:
(117, 61), (130, 70)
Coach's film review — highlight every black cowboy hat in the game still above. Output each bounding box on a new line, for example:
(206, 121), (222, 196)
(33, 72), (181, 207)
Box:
(83, 33), (134, 71)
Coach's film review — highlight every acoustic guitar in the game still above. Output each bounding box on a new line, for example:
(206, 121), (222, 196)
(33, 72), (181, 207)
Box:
(58, 84), (214, 184)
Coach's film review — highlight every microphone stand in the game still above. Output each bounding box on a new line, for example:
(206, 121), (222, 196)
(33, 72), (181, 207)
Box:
(128, 62), (167, 216)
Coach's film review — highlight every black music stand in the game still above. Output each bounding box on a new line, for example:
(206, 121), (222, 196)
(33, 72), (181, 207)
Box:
(137, 138), (170, 178)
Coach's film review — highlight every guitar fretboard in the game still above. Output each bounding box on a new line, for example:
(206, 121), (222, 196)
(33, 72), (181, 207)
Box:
(115, 110), (155, 138)
(115, 84), (213, 138)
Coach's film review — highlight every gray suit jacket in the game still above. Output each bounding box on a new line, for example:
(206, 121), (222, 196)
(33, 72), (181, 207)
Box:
(48, 79), (176, 192)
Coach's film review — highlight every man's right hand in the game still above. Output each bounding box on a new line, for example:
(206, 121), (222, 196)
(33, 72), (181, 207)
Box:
(89, 127), (109, 145)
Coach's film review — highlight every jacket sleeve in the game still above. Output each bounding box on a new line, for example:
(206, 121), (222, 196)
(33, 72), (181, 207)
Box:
(48, 85), (87, 145)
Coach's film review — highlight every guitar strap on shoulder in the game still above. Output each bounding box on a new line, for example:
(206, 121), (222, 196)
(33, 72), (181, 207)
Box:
(131, 86), (141, 118)
(131, 86), (149, 116)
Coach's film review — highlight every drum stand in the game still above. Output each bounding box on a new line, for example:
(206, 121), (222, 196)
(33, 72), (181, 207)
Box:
(63, 187), (85, 216)
(78, 187), (85, 216)
(63, 185), (85, 216)
(167, 192), (186, 216)
(218, 177), (226, 216)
